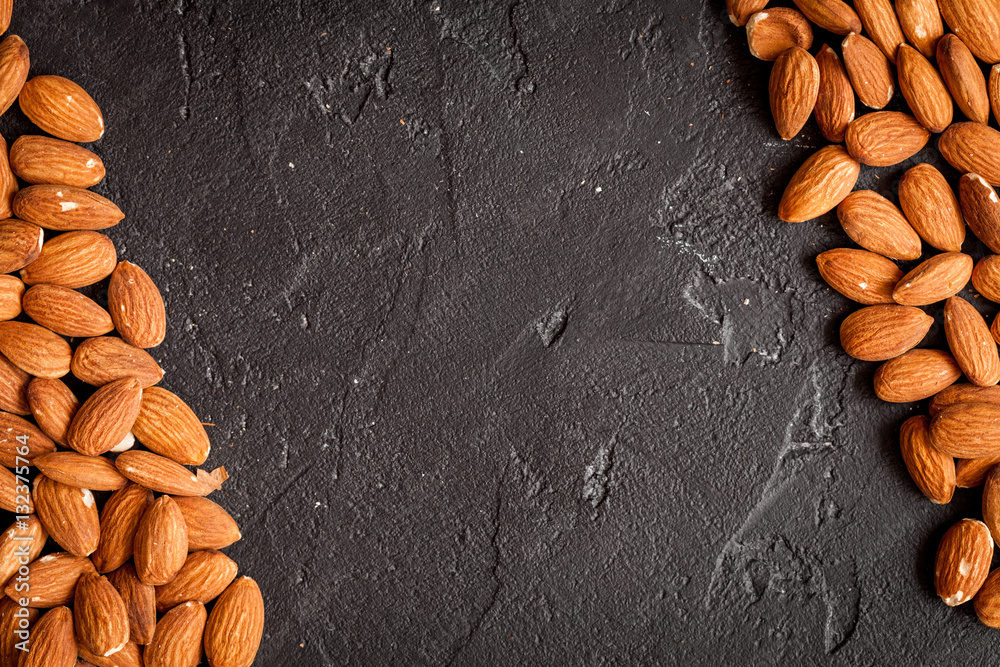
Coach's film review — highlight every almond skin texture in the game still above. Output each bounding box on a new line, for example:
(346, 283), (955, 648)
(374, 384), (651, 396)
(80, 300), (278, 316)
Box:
(893, 252), (973, 305)
(0, 35), (28, 118)
(746, 8), (814, 61)
(204, 577), (264, 667)
(66, 377), (143, 457)
(938, 0), (1000, 63)
(146, 601), (206, 667)
(842, 32), (894, 109)
(0, 598), (38, 667)
(983, 467), (1000, 544)
(108, 261), (166, 349)
(816, 248), (901, 304)
(9, 135), (105, 188)
(813, 45), (855, 144)
(840, 305), (933, 361)
(134, 495), (188, 586)
(727, 0), (769, 26)
(937, 34), (990, 123)
(133, 387), (211, 466)
(935, 518), (993, 606)
(845, 111), (931, 166)
(76, 641), (144, 667)
(0, 466), (31, 513)
(900, 415), (956, 503)
(34, 452), (127, 491)
(791, 0), (862, 34)
(0, 515), (46, 589)
(0, 274), (23, 320)
(19, 230), (116, 289)
(0, 412), (55, 466)
(856, 0), (907, 62)
(156, 550), (238, 613)
(991, 65), (1000, 127)
(940, 123), (1000, 186)
(956, 457), (1000, 488)
(91, 483), (153, 574)
(974, 568), (1000, 627)
(932, 402), (1000, 457)
(778, 145), (860, 222)
(0, 219), (42, 274)
(74, 572), (130, 658)
(945, 296), (1000, 386)
(974, 256), (1000, 302)
(959, 174), (1000, 253)
(875, 349), (962, 402)
(896, 0), (944, 58)
(71, 336), (164, 388)
(13, 185), (123, 232)
(897, 44), (954, 133)
(0, 133), (17, 220)
(107, 562), (156, 645)
(769, 46), (819, 140)
(0, 350), (31, 415)
(931, 383), (1000, 416)
(837, 190), (922, 260)
(33, 475), (99, 557)
(6, 552), (96, 607)
(116, 451), (228, 497)
(22, 284), (113, 338)
(18, 75), (104, 143)
(19, 606), (76, 667)
(0, 321), (71, 379)
(172, 496), (242, 551)
(27, 377), (78, 446)
(898, 164), (965, 252)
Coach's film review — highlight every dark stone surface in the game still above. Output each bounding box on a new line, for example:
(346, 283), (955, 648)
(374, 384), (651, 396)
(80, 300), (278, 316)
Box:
(14, 0), (997, 663)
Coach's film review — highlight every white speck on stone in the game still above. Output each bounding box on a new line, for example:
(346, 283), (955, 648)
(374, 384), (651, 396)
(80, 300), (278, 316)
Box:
(743, 298), (749, 305)
(594, 186), (602, 193)
(59, 202), (79, 212)
(288, 162), (294, 168)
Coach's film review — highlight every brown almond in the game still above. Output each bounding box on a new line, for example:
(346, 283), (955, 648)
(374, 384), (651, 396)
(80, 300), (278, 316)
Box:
(973, 255), (1000, 302)
(932, 402), (1000, 457)
(0, 466), (30, 513)
(937, 34), (990, 123)
(76, 641), (143, 667)
(0, 515), (46, 590)
(897, 163), (965, 252)
(116, 451), (227, 497)
(0, 274), (23, 320)
(900, 414), (956, 503)
(746, 8), (814, 61)
(134, 495), (188, 586)
(875, 349), (962, 402)
(974, 568), (1000, 627)
(856, 0), (907, 63)
(931, 383), (1000, 416)
(146, 601), (206, 667)
(91, 483), (153, 574)
(133, 387), (210, 466)
(791, 0), (862, 34)
(842, 32), (894, 109)
(66, 377), (142, 457)
(0, 133), (16, 220)
(0, 219), (41, 274)
(816, 248), (902, 304)
(0, 321), (70, 378)
(33, 475), (99, 557)
(108, 261), (166, 349)
(34, 452), (126, 491)
(778, 145), (860, 222)
(71, 336), (164, 388)
(845, 111), (931, 166)
(172, 496), (241, 551)
(896, 0), (944, 58)
(727, 0), (769, 26)
(945, 296), (1000, 386)
(0, 597), (38, 667)
(156, 550), (238, 613)
(991, 65), (1000, 125)
(22, 284), (113, 338)
(897, 44), (954, 133)
(956, 456), (1000, 488)
(18, 75), (104, 143)
(0, 351), (30, 415)
(893, 252), (973, 305)
(203, 577), (264, 667)
(74, 572), (130, 658)
(0, 412), (55, 467)
(9, 136), (105, 188)
(984, 467), (1000, 544)
(13, 185), (122, 231)
(27, 377), (78, 446)
(769, 46), (820, 141)
(837, 190), (922, 260)
(0, 35), (28, 117)
(19, 230), (116, 289)
(935, 518), (993, 605)
(107, 562), (156, 645)
(940, 123), (1000, 185)
(19, 606), (76, 667)
(7, 552), (95, 608)
(840, 304), (933, 361)
(813, 45), (855, 144)
(938, 0), (1000, 64)
(959, 173), (1000, 253)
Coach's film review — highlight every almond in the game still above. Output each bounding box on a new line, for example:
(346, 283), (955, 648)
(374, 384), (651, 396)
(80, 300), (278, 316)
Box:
(132, 387), (210, 466)
(0, 132), (17, 220)
(727, 0), (769, 26)
(900, 414), (956, 503)
(842, 32), (894, 109)
(0, 321), (70, 378)
(19, 606), (76, 667)
(0, 412), (55, 467)
(816, 247), (902, 304)
(813, 45), (855, 144)
(935, 518), (993, 606)
(76, 641), (143, 667)
(893, 252), (973, 305)
(20, 230), (116, 289)
(769, 46), (819, 141)
(26, 377), (78, 446)
(837, 190), (922, 260)
(897, 44), (954, 133)
(22, 284), (113, 338)
(945, 296), (1000, 386)
(991, 65), (1000, 125)
(931, 383), (1000, 416)
(940, 123), (1000, 185)
(0, 466), (31, 513)
(983, 467), (1000, 543)
(956, 457), (1000, 488)
(938, 0), (1000, 64)
(66, 377), (142, 457)
(937, 34), (990, 123)
(71, 336), (164, 388)
(959, 173), (1000, 253)
(91, 483), (153, 574)
(34, 452), (126, 491)
(134, 495), (188, 586)
(33, 475), (99, 557)
(18, 75), (104, 143)
(993, 311), (1000, 346)
(845, 111), (931, 166)
(855, 0), (907, 63)
(974, 568), (1000, 627)
(896, 0), (944, 58)
(778, 145), (860, 223)
(0, 515), (47, 588)
(0, 274), (23, 320)
(203, 577), (264, 667)
(0, 351), (30, 415)
(107, 562), (156, 645)
(791, 0), (862, 34)
(897, 163), (965, 252)
(74, 572), (130, 658)
(156, 550), (238, 613)
(13, 185), (123, 232)
(0, 597), (38, 667)
(0, 219), (42, 273)
(974, 256), (1000, 302)
(840, 304), (933, 360)
(172, 496), (241, 551)
(108, 261), (166, 349)
(746, 8), (814, 61)
(932, 402), (1000, 457)
(875, 349), (962, 402)
(116, 451), (227, 497)
(0, 35), (28, 117)
(9, 135), (105, 188)
(146, 601), (206, 667)
(4, 552), (94, 607)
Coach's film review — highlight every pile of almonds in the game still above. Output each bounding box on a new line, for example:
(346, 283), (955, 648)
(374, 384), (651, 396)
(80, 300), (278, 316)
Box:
(728, 0), (1000, 626)
(0, 3), (266, 666)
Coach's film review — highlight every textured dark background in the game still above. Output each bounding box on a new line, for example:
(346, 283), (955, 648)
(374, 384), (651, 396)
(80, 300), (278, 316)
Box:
(12, 0), (996, 664)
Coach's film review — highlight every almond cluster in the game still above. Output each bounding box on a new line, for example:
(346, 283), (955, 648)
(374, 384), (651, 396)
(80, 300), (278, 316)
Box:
(0, 4), (265, 666)
(728, 0), (1000, 626)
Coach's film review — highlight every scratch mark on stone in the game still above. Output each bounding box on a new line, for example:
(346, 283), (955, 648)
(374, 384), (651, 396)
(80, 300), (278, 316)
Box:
(178, 31), (192, 121)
